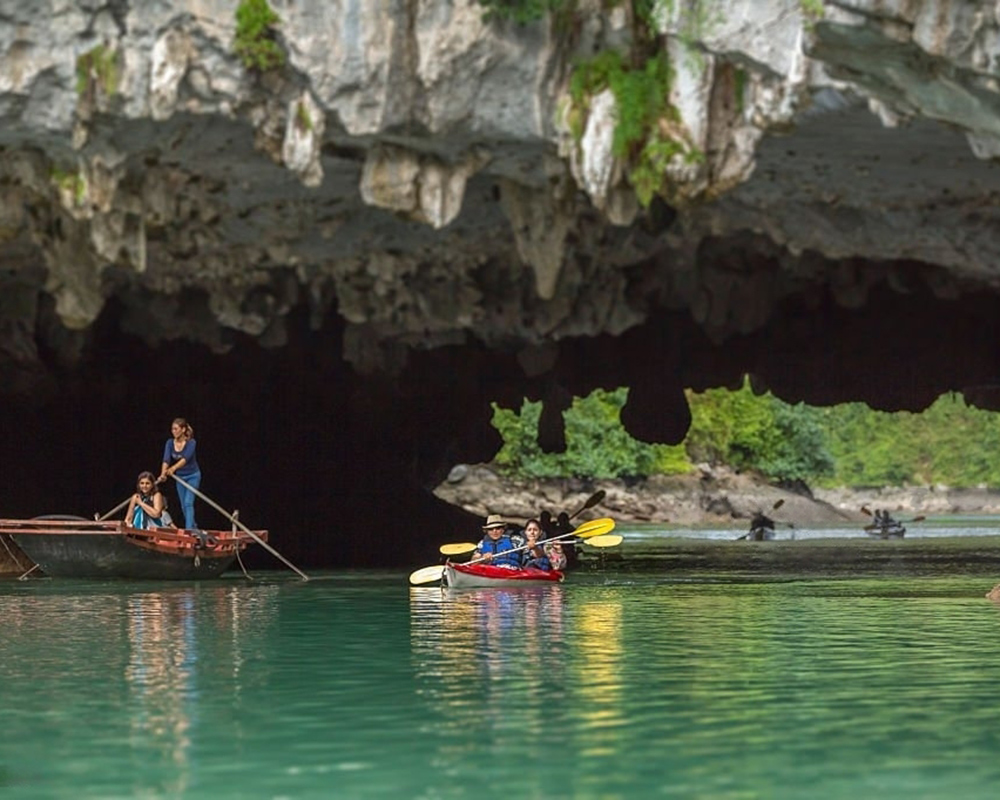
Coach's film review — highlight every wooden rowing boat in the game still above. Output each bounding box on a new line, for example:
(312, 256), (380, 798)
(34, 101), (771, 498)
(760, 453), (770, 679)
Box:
(0, 516), (267, 579)
(443, 561), (564, 588)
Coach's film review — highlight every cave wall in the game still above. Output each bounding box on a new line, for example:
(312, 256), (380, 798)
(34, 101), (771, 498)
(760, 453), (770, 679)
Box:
(3, 2), (1000, 566)
(3, 271), (998, 569)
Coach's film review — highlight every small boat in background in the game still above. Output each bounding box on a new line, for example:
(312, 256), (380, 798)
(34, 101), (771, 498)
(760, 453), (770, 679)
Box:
(0, 516), (267, 579)
(864, 523), (906, 539)
(443, 562), (564, 589)
(745, 525), (776, 541)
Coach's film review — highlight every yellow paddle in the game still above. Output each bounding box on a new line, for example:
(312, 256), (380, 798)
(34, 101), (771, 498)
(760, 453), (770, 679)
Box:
(409, 518), (616, 586)
(439, 542), (479, 556)
(583, 533), (622, 548)
(572, 517), (615, 535)
(436, 518), (616, 557)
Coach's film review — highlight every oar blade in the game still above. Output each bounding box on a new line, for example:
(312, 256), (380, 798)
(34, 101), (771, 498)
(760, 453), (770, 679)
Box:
(439, 542), (478, 556)
(573, 518), (615, 538)
(582, 489), (606, 511)
(409, 565), (445, 585)
(584, 533), (623, 548)
(572, 517), (614, 535)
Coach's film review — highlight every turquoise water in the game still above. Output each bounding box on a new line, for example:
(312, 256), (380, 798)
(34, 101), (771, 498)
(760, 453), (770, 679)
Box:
(4, 538), (1000, 798)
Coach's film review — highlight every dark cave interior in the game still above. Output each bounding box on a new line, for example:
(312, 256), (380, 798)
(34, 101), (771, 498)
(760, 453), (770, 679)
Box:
(2, 278), (999, 570)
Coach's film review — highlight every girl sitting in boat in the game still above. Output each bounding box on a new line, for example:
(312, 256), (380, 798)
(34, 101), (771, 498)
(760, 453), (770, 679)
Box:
(126, 471), (166, 529)
(522, 518), (566, 572)
(474, 514), (523, 568)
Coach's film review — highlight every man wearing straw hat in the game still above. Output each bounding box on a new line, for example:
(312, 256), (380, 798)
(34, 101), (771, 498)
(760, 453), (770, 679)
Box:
(473, 514), (523, 569)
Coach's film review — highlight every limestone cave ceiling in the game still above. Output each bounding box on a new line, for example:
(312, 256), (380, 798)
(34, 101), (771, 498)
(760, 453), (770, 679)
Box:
(3, 1), (1000, 564)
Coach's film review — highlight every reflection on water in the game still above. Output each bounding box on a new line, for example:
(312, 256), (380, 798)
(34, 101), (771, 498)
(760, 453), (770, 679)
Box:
(0, 581), (279, 797)
(125, 592), (195, 795)
(5, 569), (1000, 798)
(409, 576), (1000, 799)
(571, 597), (624, 760)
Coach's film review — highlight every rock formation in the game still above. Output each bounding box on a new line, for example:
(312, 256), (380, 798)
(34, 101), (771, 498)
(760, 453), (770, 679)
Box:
(2, 1), (1000, 566)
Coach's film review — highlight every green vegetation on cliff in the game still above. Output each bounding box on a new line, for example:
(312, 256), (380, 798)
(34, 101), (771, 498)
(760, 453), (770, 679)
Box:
(234, 0), (286, 72)
(76, 44), (121, 99)
(493, 381), (1000, 488)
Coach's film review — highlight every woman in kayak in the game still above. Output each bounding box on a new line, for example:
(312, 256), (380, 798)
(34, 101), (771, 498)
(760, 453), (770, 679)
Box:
(522, 518), (566, 571)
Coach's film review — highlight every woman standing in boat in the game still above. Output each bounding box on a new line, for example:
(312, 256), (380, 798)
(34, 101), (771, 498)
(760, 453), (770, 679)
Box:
(126, 471), (165, 529)
(157, 417), (201, 530)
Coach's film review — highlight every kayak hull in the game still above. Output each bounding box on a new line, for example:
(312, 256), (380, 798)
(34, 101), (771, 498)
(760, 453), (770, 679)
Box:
(865, 525), (905, 539)
(444, 562), (564, 588)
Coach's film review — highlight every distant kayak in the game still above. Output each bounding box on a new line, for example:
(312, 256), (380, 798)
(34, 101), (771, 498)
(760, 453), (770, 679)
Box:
(864, 523), (906, 539)
(443, 562), (564, 588)
(745, 526), (775, 541)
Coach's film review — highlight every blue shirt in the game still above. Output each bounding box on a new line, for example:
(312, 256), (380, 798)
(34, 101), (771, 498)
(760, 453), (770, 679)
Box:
(163, 438), (199, 477)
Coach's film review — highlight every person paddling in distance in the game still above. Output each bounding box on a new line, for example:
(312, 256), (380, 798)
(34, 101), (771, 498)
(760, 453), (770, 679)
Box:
(473, 514), (523, 569)
(522, 517), (567, 572)
(125, 471), (165, 529)
(157, 417), (201, 530)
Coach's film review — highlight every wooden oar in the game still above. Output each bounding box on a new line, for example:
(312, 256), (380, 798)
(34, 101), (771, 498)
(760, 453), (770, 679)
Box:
(170, 474), (309, 581)
(95, 497), (132, 521)
(409, 519), (616, 586)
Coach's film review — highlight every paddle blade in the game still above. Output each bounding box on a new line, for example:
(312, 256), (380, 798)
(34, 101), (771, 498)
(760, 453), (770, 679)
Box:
(910, 516), (926, 523)
(582, 490), (606, 510)
(409, 565), (444, 585)
(585, 533), (623, 548)
(439, 542), (477, 556)
(773, 498), (785, 510)
(573, 518), (616, 537)
(861, 506), (872, 516)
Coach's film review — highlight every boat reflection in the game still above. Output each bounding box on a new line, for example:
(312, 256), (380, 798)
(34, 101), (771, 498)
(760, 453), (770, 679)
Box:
(123, 583), (279, 794)
(570, 598), (625, 758)
(125, 591), (197, 795)
(0, 580), (279, 795)
(409, 584), (627, 792)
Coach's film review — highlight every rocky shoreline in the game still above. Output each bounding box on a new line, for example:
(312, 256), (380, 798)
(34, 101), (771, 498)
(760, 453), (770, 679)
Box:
(434, 464), (1000, 528)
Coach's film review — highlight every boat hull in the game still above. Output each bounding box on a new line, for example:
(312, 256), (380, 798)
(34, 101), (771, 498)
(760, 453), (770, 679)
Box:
(865, 525), (905, 539)
(1, 518), (266, 579)
(444, 562), (564, 588)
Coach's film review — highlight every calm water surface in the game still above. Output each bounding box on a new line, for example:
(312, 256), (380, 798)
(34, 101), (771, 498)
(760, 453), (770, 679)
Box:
(4, 530), (1000, 799)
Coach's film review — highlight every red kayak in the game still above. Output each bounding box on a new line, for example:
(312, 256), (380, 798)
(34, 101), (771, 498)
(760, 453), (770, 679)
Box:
(444, 562), (564, 588)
